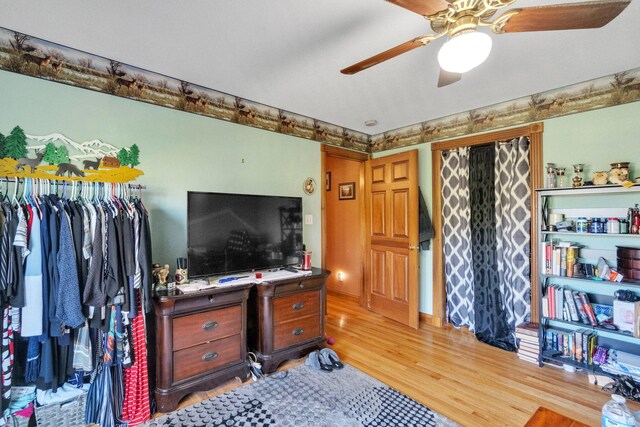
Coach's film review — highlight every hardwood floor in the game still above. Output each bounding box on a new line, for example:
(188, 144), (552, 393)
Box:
(162, 293), (639, 426)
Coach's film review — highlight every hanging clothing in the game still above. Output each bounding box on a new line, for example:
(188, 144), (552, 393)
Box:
(55, 208), (84, 329)
(21, 210), (43, 337)
(0, 182), (152, 427)
(122, 295), (150, 426)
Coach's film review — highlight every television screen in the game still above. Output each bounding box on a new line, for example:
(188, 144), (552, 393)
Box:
(187, 191), (303, 278)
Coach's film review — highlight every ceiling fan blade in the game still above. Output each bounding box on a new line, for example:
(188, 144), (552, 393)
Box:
(341, 36), (430, 75)
(386, 0), (450, 16)
(498, 0), (630, 33)
(437, 69), (462, 88)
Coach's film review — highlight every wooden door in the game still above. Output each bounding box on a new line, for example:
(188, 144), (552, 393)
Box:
(364, 150), (419, 329)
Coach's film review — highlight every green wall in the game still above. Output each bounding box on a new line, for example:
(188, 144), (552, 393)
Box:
(0, 70), (322, 272)
(377, 100), (640, 314)
(2, 68), (639, 314)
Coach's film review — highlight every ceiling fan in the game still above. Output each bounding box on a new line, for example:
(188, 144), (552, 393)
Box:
(341, 0), (631, 87)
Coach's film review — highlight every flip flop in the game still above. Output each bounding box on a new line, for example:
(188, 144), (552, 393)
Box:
(317, 351), (333, 372)
(320, 348), (344, 369)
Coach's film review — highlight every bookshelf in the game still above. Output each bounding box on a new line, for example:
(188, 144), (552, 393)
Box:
(536, 184), (640, 379)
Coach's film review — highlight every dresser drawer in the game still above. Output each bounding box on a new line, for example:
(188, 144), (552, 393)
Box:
(173, 305), (242, 351)
(173, 289), (245, 315)
(274, 276), (325, 296)
(173, 334), (242, 383)
(273, 315), (320, 350)
(273, 290), (320, 324)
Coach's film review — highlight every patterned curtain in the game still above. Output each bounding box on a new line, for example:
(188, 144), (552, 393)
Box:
(470, 145), (515, 351)
(494, 137), (531, 334)
(440, 148), (474, 332)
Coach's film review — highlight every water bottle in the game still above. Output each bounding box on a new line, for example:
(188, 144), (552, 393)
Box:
(602, 394), (635, 427)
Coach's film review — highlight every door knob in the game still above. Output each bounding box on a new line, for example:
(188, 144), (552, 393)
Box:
(408, 245), (419, 251)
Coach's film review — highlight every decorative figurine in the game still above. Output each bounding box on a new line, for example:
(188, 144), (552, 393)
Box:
(608, 162), (630, 184)
(546, 163), (557, 188)
(156, 264), (170, 290)
(592, 171), (609, 186)
(152, 263), (162, 288)
(556, 167), (566, 187)
(572, 164), (584, 187)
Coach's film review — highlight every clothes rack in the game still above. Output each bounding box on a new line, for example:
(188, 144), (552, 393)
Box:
(0, 176), (153, 426)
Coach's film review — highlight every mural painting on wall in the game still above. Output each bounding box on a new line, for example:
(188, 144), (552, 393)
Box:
(371, 68), (640, 152)
(0, 126), (143, 183)
(0, 27), (370, 153)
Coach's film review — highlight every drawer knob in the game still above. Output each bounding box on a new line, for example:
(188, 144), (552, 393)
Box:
(299, 283), (304, 288)
(202, 320), (219, 330)
(292, 302), (304, 311)
(208, 296), (216, 303)
(202, 352), (218, 362)
(293, 328), (304, 336)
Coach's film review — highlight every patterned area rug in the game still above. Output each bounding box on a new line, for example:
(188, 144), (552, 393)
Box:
(145, 364), (459, 427)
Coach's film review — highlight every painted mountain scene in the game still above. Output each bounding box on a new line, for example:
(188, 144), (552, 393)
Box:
(0, 126), (143, 183)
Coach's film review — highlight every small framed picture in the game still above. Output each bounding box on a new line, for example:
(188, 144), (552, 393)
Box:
(338, 182), (355, 200)
(326, 172), (331, 192)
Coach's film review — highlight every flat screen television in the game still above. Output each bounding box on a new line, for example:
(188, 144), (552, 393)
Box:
(187, 191), (303, 278)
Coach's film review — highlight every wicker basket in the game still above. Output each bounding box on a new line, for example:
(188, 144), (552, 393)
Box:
(34, 392), (86, 427)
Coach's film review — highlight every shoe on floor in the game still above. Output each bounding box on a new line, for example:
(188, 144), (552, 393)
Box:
(305, 350), (321, 370)
(320, 348), (344, 369)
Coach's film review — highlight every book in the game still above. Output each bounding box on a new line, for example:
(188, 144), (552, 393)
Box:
(518, 343), (539, 355)
(574, 329), (585, 363)
(566, 246), (577, 278)
(545, 242), (553, 275)
(516, 334), (538, 344)
(541, 296), (549, 318)
(578, 292), (598, 326)
(560, 247), (567, 277)
(515, 322), (539, 336)
(553, 247), (561, 276)
(564, 288), (580, 322)
(548, 286), (555, 319)
(573, 291), (590, 325)
(555, 287), (564, 320)
(588, 333), (597, 365)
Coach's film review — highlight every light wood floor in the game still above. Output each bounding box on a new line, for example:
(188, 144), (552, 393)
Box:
(165, 293), (640, 426)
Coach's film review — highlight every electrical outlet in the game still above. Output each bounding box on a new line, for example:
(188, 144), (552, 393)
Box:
(304, 214), (313, 225)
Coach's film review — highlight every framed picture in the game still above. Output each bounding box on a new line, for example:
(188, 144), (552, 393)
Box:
(326, 172), (331, 191)
(338, 182), (355, 200)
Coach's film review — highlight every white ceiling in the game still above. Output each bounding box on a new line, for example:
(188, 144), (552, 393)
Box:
(2, 0), (640, 134)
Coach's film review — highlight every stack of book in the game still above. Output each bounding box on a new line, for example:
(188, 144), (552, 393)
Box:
(541, 285), (600, 326)
(516, 322), (540, 364)
(544, 328), (598, 366)
(541, 241), (581, 277)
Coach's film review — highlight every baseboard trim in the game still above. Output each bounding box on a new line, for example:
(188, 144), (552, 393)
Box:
(419, 313), (445, 329)
(327, 290), (360, 303)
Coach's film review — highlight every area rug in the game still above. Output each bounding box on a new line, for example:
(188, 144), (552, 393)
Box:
(145, 363), (459, 427)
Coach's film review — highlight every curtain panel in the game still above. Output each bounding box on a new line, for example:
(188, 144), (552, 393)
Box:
(494, 137), (532, 332)
(440, 148), (474, 332)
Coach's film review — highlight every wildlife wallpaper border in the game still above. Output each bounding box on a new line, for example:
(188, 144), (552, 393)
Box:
(0, 26), (639, 154)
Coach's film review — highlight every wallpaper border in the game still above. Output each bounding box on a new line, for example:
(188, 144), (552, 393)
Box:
(1, 26), (639, 154)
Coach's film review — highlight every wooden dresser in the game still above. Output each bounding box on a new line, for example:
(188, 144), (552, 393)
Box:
(153, 283), (252, 412)
(248, 268), (329, 373)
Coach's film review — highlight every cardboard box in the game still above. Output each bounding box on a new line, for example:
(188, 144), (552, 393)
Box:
(613, 300), (640, 334)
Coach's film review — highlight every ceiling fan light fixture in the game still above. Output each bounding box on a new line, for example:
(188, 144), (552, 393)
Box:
(437, 30), (492, 74)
